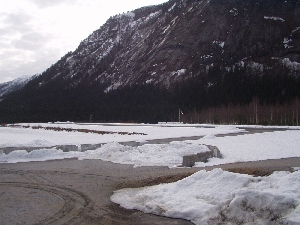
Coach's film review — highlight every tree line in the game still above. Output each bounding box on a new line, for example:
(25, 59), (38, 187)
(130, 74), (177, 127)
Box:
(0, 62), (299, 125)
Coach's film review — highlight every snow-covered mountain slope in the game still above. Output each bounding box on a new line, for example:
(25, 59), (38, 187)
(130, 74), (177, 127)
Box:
(28, 0), (300, 91)
(0, 75), (34, 97)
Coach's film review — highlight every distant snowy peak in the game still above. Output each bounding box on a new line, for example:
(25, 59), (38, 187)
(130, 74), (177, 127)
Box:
(0, 75), (35, 97)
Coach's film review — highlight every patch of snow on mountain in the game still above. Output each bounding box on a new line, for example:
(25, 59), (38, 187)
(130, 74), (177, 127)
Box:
(168, 3), (177, 12)
(144, 11), (160, 23)
(283, 38), (293, 48)
(213, 40), (225, 48)
(248, 62), (264, 72)
(177, 69), (186, 76)
(292, 27), (300, 33)
(146, 79), (154, 84)
(264, 16), (285, 22)
(230, 8), (238, 16)
(104, 82), (122, 93)
(282, 58), (300, 70)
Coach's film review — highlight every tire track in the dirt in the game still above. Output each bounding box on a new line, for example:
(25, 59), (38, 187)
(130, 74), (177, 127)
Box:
(0, 181), (92, 225)
(0, 169), (56, 186)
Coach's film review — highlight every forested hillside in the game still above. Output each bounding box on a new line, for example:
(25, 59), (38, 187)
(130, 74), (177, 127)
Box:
(0, 0), (299, 125)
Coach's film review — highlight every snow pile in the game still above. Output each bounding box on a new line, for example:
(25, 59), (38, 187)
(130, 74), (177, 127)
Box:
(0, 148), (78, 163)
(111, 169), (300, 224)
(0, 141), (210, 167)
(80, 142), (209, 167)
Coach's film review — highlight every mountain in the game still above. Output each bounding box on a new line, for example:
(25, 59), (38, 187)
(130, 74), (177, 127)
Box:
(0, 0), (300, 124)
(0, 75), (34, 98)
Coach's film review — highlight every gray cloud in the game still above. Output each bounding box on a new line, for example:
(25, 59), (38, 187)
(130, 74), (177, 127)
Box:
(3, 11), (32, 30)
(11, 32), (53, 51)
(0, 11), (34, 39)
(0, 10), (53, 55)
(0, 9), (59, 82)
(25, 0), (79, 8)
(0, 48), (62, 83)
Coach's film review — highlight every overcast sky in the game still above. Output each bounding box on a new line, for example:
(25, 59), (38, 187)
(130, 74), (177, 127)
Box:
(0, 0), (168, 83)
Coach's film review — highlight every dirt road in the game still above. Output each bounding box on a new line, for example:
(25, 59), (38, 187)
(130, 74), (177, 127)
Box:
(0, 159), (199, 225)
(1, 157), (300, 225)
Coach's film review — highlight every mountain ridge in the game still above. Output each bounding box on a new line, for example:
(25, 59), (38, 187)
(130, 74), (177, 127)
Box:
(28, 0), (300, 90)
(0, 0), (299, 124)
(0, 75), (34, 98)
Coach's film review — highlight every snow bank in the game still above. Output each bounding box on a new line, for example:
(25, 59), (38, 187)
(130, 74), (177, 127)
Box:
(111, 169), (300, 224)
(0, 141), (209, 167)
(0, 148), (79, 163)
(80, 142), (209, 167)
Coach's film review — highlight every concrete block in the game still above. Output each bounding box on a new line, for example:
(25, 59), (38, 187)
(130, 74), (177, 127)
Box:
(196, 151), (213, 163)
(94, 143), (103, 149)
(81, 144), (96, 152)
(2, 148), (16, 154)
(182, 145), (221, 167)
(182, 154), (200, 167)
(56, 145), (78, 152)
(206, 145), (222, 158)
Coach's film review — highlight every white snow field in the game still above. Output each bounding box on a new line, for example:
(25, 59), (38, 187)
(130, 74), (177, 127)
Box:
(1, 123), (300, 224)
(0, 123), (242, 148)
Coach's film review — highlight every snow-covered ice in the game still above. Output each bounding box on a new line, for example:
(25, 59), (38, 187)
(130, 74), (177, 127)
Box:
(192, 129), (300, 167)
(0, 123), (242, 148)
